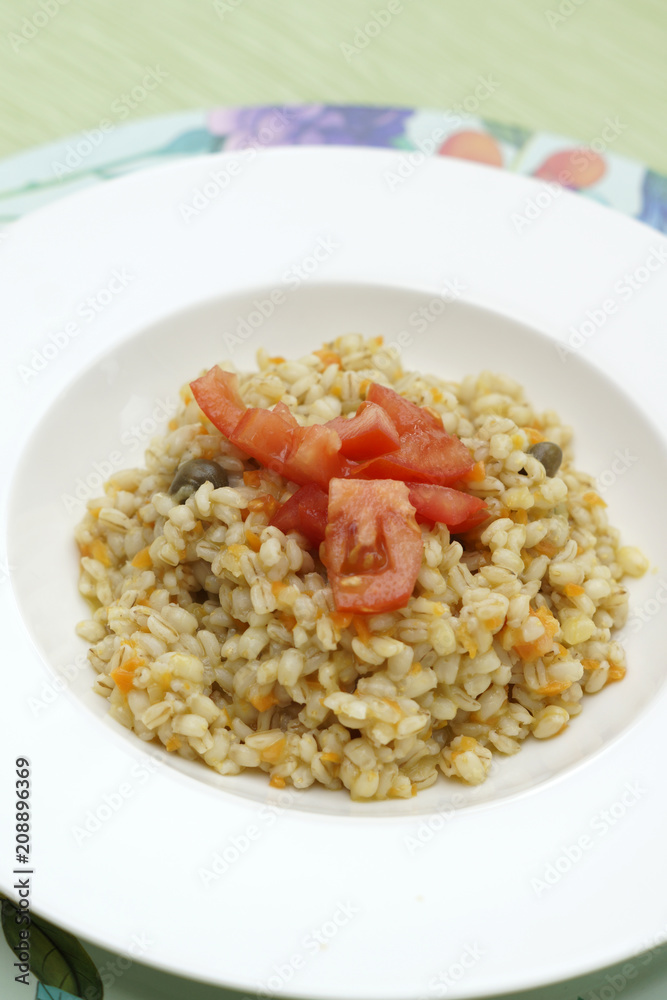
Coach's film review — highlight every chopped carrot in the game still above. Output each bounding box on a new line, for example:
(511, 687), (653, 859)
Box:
(582, 491), (607, 508)
(535, 680), (571, 697)
(607, 663), (627, 682)
(131, 546), (153, 569)
(512, 607), (559, 662)
(250, 691), (280, 712)
(89, 507), (101, 518)
(313, 348), (342, 368)
(371, 336), (384, 347)
(168, 418), (178, 431)
(564, 583), (585, 598)
(408, 661), (422, 676)
(271, 580), (289, 596)
(110, 655), (144, 694)
(245, 529), (262, 552)
(247, 493), (278, 518)
(260, 737), (286, 763)
(165, 735), (182, 752)
(524, 427), (545, 445)
(269, 774), (286, 788)
(352, 615), (372, 643)
(581, 658), (600, 670)
(320, 751), (342, 764)
(243, 470), (262, 488)
(464, 460), (486, 483)
(331, 611), (353, 630)
(78, 542), (91, 558)
(279, 614), (297, 631)
(91, 539), (111, 566)
(329, 384), (342, 398)
(430, 388), (444, 404)
(359, 379), (371, 396)
(513, 508), (528, 525)
(451, 735), (478, 759)
(534, 539), (559, 558)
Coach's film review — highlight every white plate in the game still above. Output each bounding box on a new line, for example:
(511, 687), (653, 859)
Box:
(1, 148), (667, 999)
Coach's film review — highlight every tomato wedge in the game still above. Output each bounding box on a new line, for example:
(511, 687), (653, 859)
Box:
(325, 479), (423, 613)
(326, 401), (400, 460)
(407, 483), (488, 532)
(190, 366), (246, 437)
(352, 383), (475, 485)
(270, 484), (328, 545)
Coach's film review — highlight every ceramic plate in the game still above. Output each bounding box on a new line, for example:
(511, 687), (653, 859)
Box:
(1, 148), (667, 999)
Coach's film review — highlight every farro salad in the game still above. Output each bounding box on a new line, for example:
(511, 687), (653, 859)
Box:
(74, 336), (647, 800)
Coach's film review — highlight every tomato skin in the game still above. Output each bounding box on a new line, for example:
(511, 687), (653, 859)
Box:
(270, 484), (328, 545)
(326, 401), (400, 460)
(407, 483), (488, 532)
(190, 366), (246, 436)
(282, 424), (348, 490)
(325, 479), (423, 614)
(231, 408), (295, 473)
(361, 383), (475, 485)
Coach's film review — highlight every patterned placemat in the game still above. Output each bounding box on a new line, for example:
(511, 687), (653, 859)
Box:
(2, 104), (667, 1000)
(0, 104), (666, 231)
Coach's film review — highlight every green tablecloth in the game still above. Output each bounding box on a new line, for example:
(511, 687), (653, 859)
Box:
(0, 0), (666, 172)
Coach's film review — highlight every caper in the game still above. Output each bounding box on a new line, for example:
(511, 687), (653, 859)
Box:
(168, 459), (228, 502)
(528, 441), (563, 478)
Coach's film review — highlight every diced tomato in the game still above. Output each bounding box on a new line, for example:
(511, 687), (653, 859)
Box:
(270, 484), (329, 545)
(272, 400), (299, 428)
(190, 366), (246, 437)
(282, 424), (349, 491)
(327, 401), (400, 460)
(355, 383), (474, 485)
(231, 408), (295, 473)
(407, 483), (488, 532)
(325, 479), (423, 614)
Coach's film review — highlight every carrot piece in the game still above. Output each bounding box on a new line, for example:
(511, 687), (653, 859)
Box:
(525, 427), (545, 444)
(534, 539), (559, 557)
(582, 491), (607, 508)
(269, 774), (286, 788)
(352, 615), (372, 643)
(131, 546), (153, 569)
(564, 583), (585, 598)
(245, 529), (262, 552)
(512, 607), (559, 662)
(464, 460), (486, 483)
(581, 658), (600, 670)
(260, 738), (286, 763)
(320, 751), (342, 764)
(243, 470), (262, 488)
(331, 611), (353, 630)
(313, 348), (342, 368)
(110, 655), (144, 694)
(250, 691), (279, 712)
(513, 509), (528, 525)
(607, 663), (627, 682)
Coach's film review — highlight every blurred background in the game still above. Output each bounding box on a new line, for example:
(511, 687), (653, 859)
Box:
(0, 0), (665, 169)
